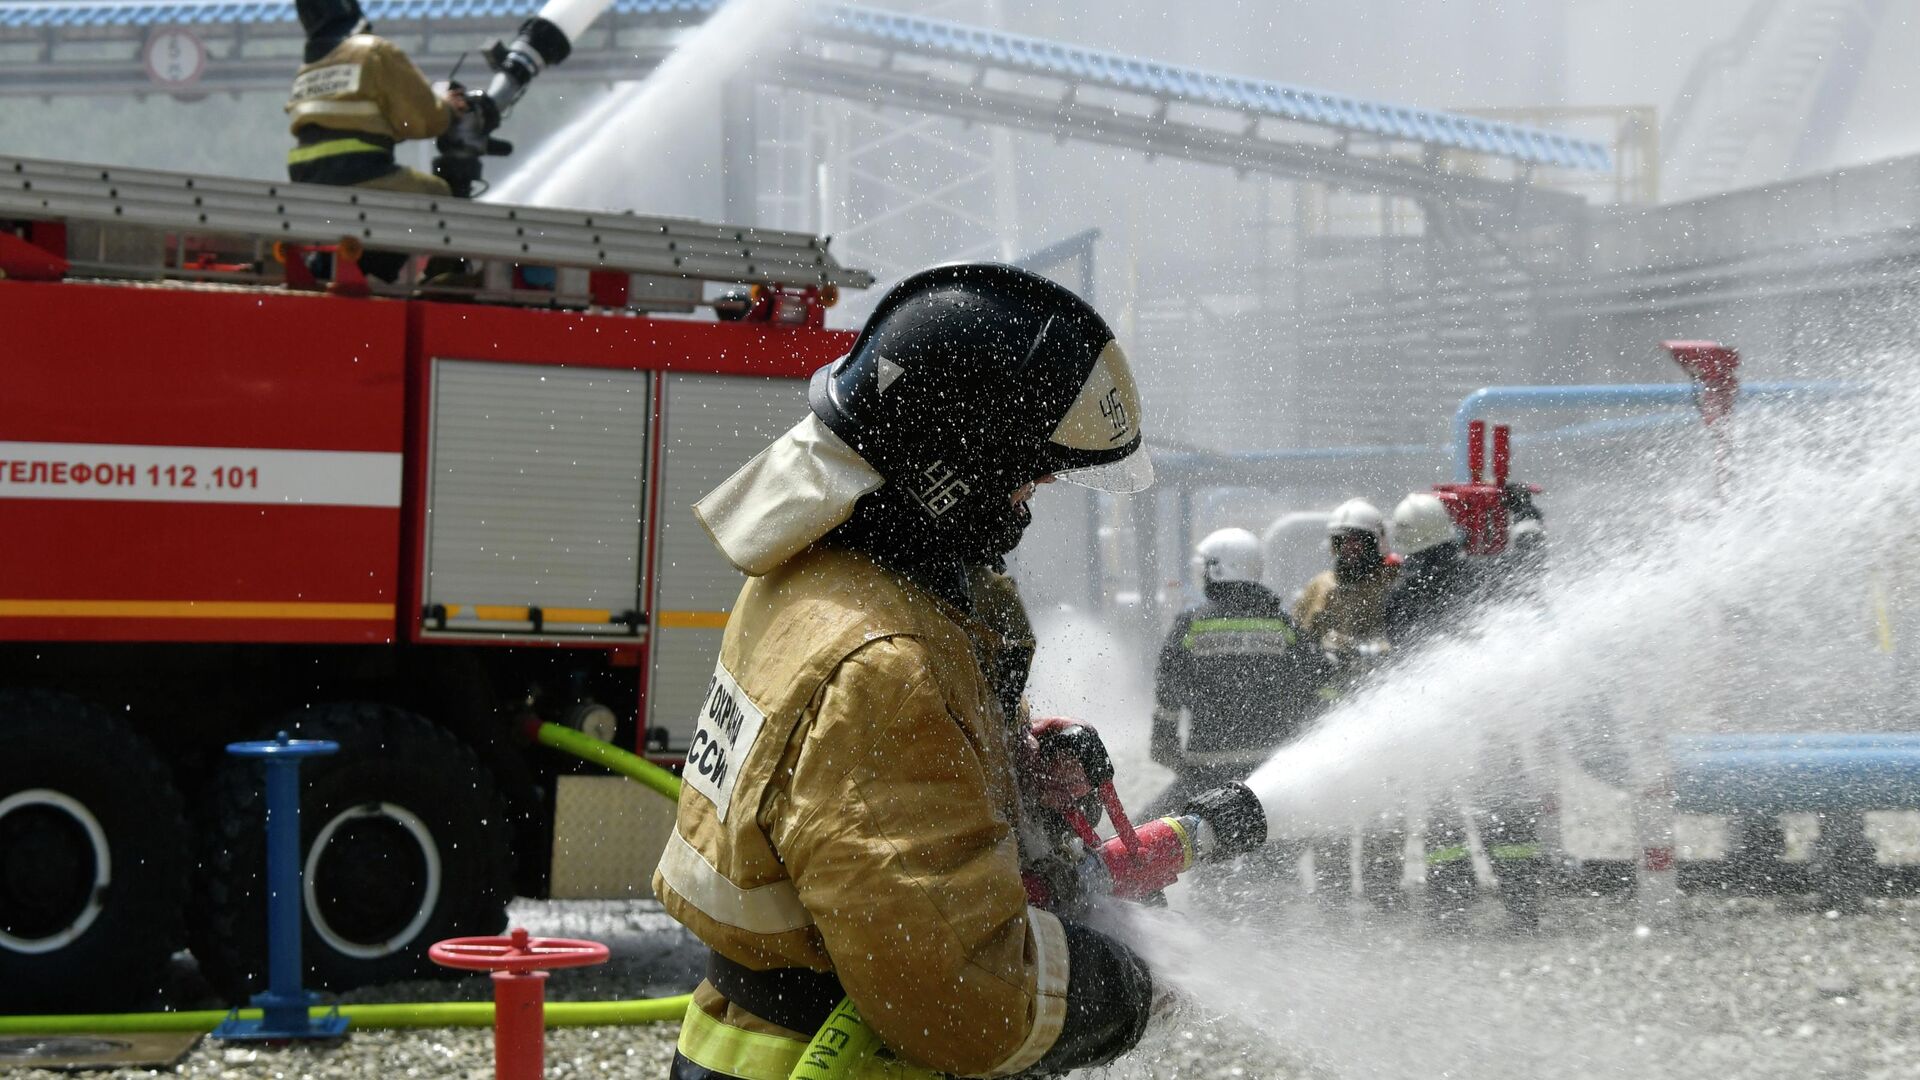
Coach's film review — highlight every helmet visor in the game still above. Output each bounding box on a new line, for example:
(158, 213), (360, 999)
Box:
(1053, 447), (1154, 493)
(1046, 339), (1152, 492)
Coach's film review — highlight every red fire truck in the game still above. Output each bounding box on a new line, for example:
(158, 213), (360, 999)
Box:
(0, 155), (870, 1012)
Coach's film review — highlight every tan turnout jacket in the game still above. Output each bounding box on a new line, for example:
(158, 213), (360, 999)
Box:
(1293, 565), (1397, 646)
(653, 547), (1068, 1078)
(285, 34), (451, 142)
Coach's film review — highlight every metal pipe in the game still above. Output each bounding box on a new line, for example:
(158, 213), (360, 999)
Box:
(1676, 733), (1920, 751)
(1672, 745), (1920, 814)
(1452, 381), (1865, 481)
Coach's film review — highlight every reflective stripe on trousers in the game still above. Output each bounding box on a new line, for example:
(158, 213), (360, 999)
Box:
(670, 1000), (944, 1080)
(287, 136), (392, 165)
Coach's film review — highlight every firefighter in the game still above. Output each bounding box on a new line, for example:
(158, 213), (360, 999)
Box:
(1384, 492), (1544, 931)
(1382, 492), (1483, 644)
(1293, 498), (1397, 653)
(1147, 528), (1320, 817)
(287, 0), (467, 197)
(656, 264), (1170, 1080)
(1292, 499), (1400, 908)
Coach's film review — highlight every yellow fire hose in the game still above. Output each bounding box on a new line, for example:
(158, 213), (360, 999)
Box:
(0, 996), (693, 1036)
(1, 722), (690, 1036)
(788, 998), (886, 1080)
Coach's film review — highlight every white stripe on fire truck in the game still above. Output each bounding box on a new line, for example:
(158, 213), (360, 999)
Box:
(0, 600), (392, 620)
(0, 441), (401, 508)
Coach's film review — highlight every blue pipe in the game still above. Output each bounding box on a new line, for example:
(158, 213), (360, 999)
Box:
(1672, 745), (1920, 814)
(1518, 411), (1701, 444)
(1451, 381), (1865, 481)
(1151, 444), (1429, 472)
(1675, 733), (1920, 753)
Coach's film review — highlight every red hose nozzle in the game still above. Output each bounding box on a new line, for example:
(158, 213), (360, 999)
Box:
(1096, 815), (1200, 900)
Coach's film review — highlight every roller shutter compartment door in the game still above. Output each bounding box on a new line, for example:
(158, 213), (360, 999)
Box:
(424, 359), (651, 637)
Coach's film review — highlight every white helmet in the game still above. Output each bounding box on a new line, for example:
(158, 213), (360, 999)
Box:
(1325, 498), (1386, 541)
(1392, 493), (1461, 555)
(1195, 527), (1263, 584)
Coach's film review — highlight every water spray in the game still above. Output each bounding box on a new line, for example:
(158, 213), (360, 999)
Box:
(433, 0), (617, 196)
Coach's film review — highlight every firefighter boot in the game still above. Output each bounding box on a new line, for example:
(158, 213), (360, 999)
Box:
(1423, 811), (1475, 931)
(1361, 830), (1409, 912)
(1483, 802), (1545, 932)
(1491, 854), (1544, 933)
(1424, 850), (1476, 930)
(1310, 836), (1354, 912)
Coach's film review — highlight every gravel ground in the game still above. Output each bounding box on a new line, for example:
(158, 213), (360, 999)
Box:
(11, 691), (1919, 1080)
(11, 888), (1920, 1080)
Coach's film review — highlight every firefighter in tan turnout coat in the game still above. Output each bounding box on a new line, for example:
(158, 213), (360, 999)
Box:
(287, 0), (466, 195)
(653, 264), (1165, 1079)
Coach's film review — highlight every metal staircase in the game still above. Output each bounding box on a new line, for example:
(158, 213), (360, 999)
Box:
(1666, 0), (1889, 199)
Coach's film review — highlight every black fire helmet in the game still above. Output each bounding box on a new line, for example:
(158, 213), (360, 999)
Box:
(809, 263), (1151, 543)
(296, 0), (371, 61)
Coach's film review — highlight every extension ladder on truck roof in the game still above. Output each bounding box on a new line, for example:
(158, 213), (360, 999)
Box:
(0, 153), (874, 309)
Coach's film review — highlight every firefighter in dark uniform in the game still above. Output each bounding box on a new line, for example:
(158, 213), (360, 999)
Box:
(1148, 528), (1321, 817)
(654, 264), (1270, 1080)
(1386, 492), (1545, 930)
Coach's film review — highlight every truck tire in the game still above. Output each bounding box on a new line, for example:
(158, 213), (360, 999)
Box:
(0, 690), (191, 1013)
(192, 702), (513, 1000)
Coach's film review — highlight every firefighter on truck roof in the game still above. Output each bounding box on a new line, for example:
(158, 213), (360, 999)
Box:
(287, 0), (468, 198)
(654, 264), (1165, 1079)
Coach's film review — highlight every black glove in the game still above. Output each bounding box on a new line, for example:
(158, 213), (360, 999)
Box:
(1019, 921), (1154, 1077)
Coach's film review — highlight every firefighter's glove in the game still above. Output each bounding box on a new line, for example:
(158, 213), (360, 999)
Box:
(1022, 717), (1101, 821)
(1016, 921), (1154, 1077)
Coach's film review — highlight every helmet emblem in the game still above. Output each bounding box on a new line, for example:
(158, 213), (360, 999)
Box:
(908, 460), (971, 518)
(1098, 385), (1131, 442)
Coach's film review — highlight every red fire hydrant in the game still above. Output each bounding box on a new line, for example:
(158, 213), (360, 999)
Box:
(430, 928), (610, 1080)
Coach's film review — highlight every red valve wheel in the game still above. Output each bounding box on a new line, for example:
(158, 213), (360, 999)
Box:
(429, 927), (610, 973)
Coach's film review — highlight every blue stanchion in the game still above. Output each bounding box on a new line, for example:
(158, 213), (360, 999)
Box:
(212, 732), (349, 1042)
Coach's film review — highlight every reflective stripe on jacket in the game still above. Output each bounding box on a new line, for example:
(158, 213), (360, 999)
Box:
(1156, 581), (1319, 756)
(653, 546), (1069, 1078)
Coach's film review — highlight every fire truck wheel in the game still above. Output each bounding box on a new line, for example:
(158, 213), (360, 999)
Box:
(0, 690), (191, 1013)
(191, 702), (513, 1000)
